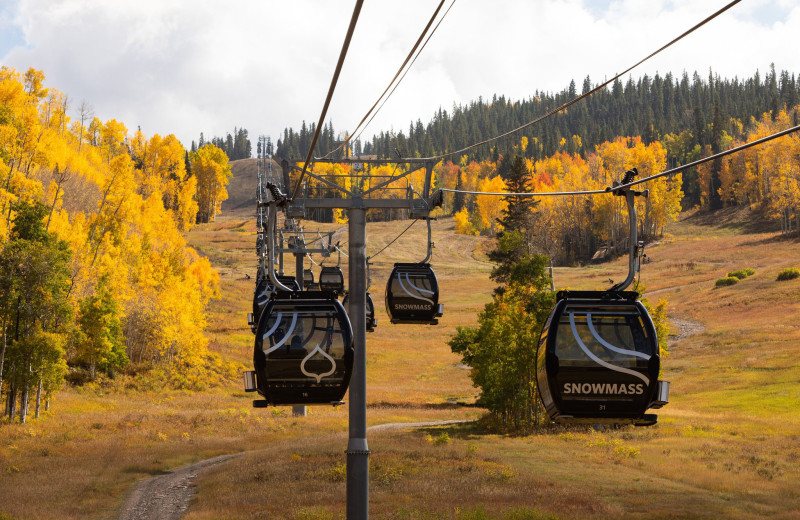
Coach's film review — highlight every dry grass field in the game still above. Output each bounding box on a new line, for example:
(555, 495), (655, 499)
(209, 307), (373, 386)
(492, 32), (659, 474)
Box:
(2, 165), (800, 519)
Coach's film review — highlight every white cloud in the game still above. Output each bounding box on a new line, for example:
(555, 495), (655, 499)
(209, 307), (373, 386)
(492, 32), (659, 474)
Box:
(1, 0), (798, 151)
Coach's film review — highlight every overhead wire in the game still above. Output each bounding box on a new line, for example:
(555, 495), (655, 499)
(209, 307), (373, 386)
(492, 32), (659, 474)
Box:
(422, 0), (742, 161)
(286, 0), (758, 263)
(368, 219), (418, 260)
(613, 124), (800, 192)
(440, 124), (800, 198)
(290, 0), (365, 202)
(306, 252), (322, 267)
(320, 0), (453, 160)
(349, 0), (457, 149)
(441, 187), (607, 197)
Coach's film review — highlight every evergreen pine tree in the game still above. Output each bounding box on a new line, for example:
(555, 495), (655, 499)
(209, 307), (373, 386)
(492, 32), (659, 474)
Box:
(488, 156), (538, 285)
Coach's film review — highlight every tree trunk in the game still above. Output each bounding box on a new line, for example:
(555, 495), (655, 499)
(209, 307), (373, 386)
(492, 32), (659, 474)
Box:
(0, 325), (6, 396)
(46, 184), (61, 232)
(795, 209), (799, 238)
(35, 373), (43, 419)
(89, 193), (128, 268)
(20, 379), (29, 424)
(7, 384), (17, 419)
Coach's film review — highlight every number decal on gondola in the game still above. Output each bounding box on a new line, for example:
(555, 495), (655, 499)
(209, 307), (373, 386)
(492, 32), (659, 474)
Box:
(397, 273), (434, 304)
(300, 345), (337, 383)
(568, 313), (650, 386)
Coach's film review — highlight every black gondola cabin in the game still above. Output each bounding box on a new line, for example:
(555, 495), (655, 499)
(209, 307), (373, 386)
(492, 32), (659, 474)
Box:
(249, 274), (302, 334)
(276, 274), (302, 291)
(319, 266), (345, 296)
(385, 263), (443, 324)
(247, 291), (354, 406)
(303, 268), (314, 289)
(343, 292), (377, 332)
(536, 291), (669, 425)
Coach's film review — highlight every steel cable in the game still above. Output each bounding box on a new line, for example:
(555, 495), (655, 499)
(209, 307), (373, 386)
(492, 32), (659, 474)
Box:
(291, 0), (365, 201)
(421, 0), (742, 161)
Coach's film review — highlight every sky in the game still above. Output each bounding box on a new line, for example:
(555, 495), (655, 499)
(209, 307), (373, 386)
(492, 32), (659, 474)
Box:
(1, 0), (798, 153)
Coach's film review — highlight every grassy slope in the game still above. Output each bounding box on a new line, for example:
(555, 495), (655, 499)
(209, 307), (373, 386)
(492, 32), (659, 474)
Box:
(1, 163), (799, 519)
(184, 210), (800, 520)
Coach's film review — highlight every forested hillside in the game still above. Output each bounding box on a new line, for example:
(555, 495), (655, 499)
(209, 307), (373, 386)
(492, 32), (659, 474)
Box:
(278, 66), (800, 264)
(276, 67), (798, 161)
(0, 67), (237, 423)
(276, 67), (799, 207)
(190, 127), (252, 161)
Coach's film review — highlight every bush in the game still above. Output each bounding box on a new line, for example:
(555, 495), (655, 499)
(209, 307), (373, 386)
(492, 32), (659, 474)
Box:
(728, 268), (755, 279)
(448, 254), (555, 431)
(776, 267), (800, 281)
(433, 432), (450, 445)
(715, 276), (739, 287)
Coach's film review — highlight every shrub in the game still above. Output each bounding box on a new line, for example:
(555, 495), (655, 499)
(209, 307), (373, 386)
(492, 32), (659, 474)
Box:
(728, 268), (755, 279)
(776, 267), (800, 281)
(324, 462), (346, 483)
(433, 432), (450, 445)
(715, 276), (739, 287)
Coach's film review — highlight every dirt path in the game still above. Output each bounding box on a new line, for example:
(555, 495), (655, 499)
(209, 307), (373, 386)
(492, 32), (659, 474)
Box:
(643, 285), (706, 344)
(367, 418), (473, 432)
(669, 316), (705, 343)
(117, 419), (472, 519)
(117, 454), (241, 520)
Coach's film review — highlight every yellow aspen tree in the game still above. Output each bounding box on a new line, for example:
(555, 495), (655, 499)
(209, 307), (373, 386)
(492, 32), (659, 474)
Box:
(0, 66), (236, 396)
(99, 119), (127, 164)
(192, 144), (232, 223)
(454, 207), (477, 235)
(476, 175), (508, 235)
(175, 174), (199, 231)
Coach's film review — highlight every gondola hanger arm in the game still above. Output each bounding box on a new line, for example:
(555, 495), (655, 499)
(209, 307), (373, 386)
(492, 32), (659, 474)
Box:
(607, 168), (647, 292)
(266, 201), (294, 293)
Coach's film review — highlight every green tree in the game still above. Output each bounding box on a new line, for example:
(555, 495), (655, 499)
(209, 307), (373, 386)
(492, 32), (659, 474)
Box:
(7, 330), (68, 420)
(449, 254), (555, 431)
(709, 100), (726, 210)
(488, 156), (538, 285)
(75, 275), (127, 380)
(0, 200), (73, 422)
(487, 229), (529, 286)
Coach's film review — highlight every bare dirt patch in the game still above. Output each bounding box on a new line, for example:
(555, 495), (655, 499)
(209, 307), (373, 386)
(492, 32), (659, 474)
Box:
(118, 454), (241, 520)
(668, 316), (705, 343)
